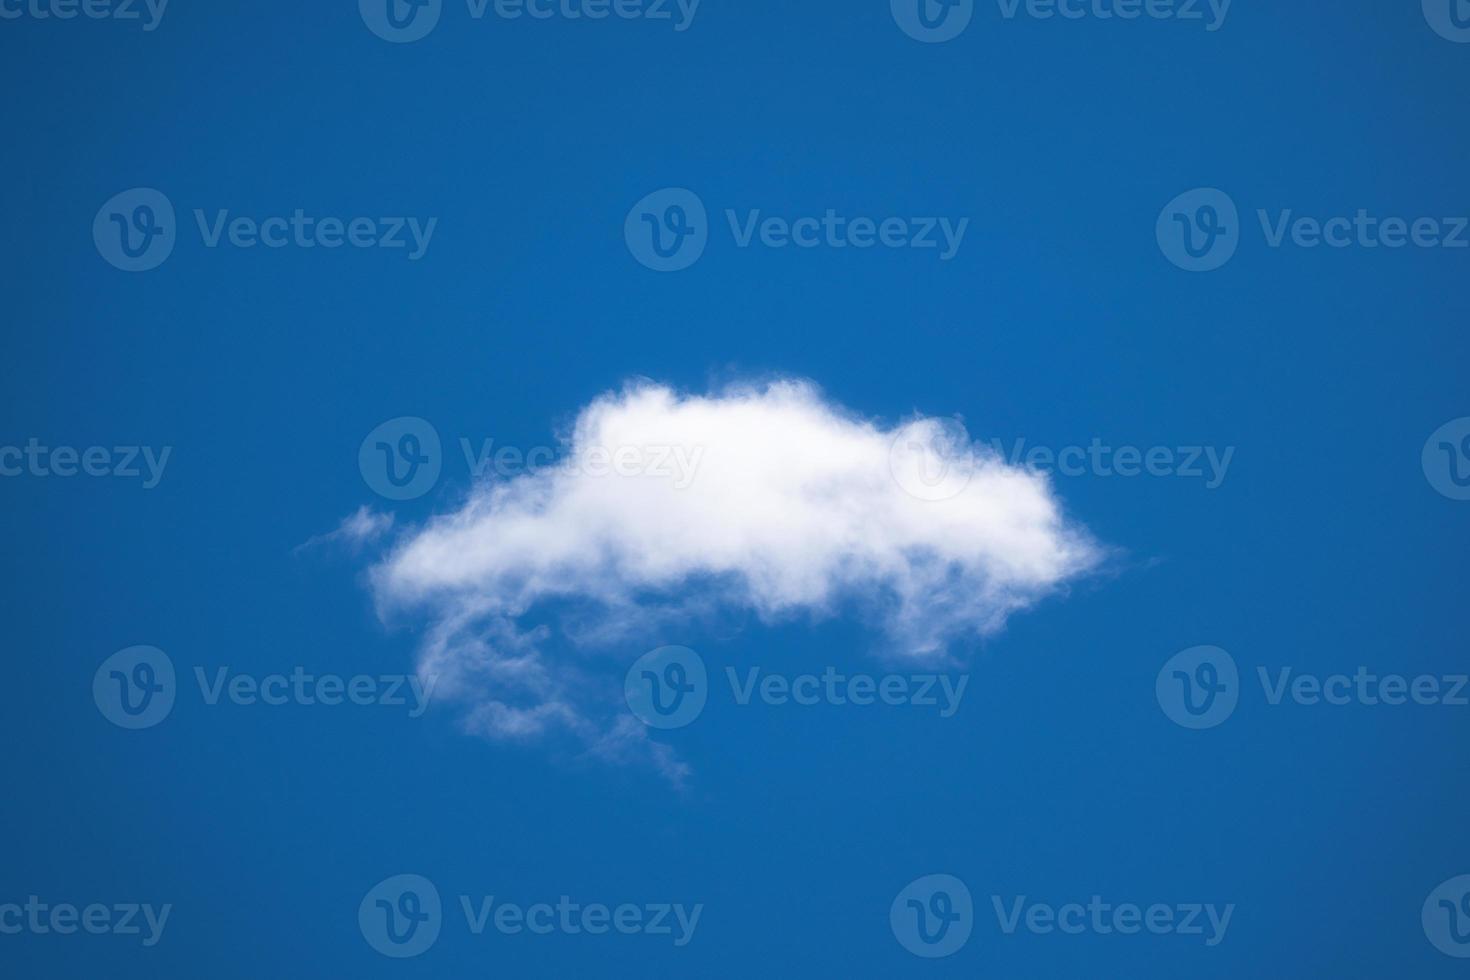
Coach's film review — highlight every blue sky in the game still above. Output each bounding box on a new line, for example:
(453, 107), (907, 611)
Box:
(3, 1), (1469, 977)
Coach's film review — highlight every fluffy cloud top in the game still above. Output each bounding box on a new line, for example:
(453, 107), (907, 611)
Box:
(369, 379), (1099, 779)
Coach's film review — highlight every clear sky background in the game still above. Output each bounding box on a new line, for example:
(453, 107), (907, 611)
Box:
(2, 1), (1469, 977)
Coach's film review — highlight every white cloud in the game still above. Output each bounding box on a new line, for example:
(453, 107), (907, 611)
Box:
(368, 379), (1100, 781)
(297, 505), (394, 554)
